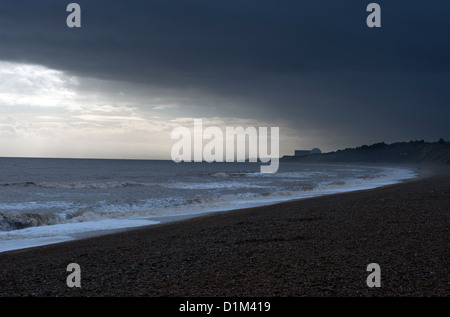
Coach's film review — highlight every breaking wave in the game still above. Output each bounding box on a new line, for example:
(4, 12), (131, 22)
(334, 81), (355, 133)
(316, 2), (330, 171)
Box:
(0, 158), (417, 252)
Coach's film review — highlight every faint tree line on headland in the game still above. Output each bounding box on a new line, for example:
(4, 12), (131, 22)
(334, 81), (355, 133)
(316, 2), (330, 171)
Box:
(283, 139), (450, 164)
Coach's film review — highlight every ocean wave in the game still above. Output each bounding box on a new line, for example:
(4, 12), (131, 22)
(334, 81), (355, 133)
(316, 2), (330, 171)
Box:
(0, 166), (417, 234)
(0, 219), (159, 245)
(0, 181), (159, 189)
(0, 196), (203, 231)
(37, 181), (161, 189)
(165, 181), (269, 190)
(0, 211), (65, 231)
(209, 171), (258, 178)
(0, 201), (78, 211)
(0, 181), (37, 187)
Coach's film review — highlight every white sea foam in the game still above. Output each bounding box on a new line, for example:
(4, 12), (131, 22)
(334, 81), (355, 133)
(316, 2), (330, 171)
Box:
(37, 181), (159, 189)
(0, 218), (159, 253)
(201, 167), (418, 212)
(0, 158), (418, 253)
(165, 181), (270, 190)
(0, 201), (78, 211)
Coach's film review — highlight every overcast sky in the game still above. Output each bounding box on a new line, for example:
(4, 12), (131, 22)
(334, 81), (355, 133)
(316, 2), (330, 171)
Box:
(0, 0), (449, 159)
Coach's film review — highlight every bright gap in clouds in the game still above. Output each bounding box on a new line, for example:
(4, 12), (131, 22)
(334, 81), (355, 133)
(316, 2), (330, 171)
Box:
(0, 61), (300, 160)
(0, 61), (179, 159)
(0, 62), (78, 109)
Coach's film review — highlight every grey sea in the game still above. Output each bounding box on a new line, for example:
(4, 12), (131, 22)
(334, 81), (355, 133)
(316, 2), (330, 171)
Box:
(0, 158), (416, 252)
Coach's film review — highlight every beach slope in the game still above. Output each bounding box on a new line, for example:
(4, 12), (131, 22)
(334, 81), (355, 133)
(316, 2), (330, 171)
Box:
(0, 165), (448, 296)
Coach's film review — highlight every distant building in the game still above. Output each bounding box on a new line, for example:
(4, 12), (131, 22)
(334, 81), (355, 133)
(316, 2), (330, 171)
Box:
(295, 148), (321, 156)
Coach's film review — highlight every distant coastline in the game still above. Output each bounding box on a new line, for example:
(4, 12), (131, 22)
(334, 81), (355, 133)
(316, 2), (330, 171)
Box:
(282, 139), (450, 165)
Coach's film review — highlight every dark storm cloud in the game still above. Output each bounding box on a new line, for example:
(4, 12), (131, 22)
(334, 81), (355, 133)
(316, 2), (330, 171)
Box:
(2, 1), (449, 77)
(0, 0), (449, 150)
